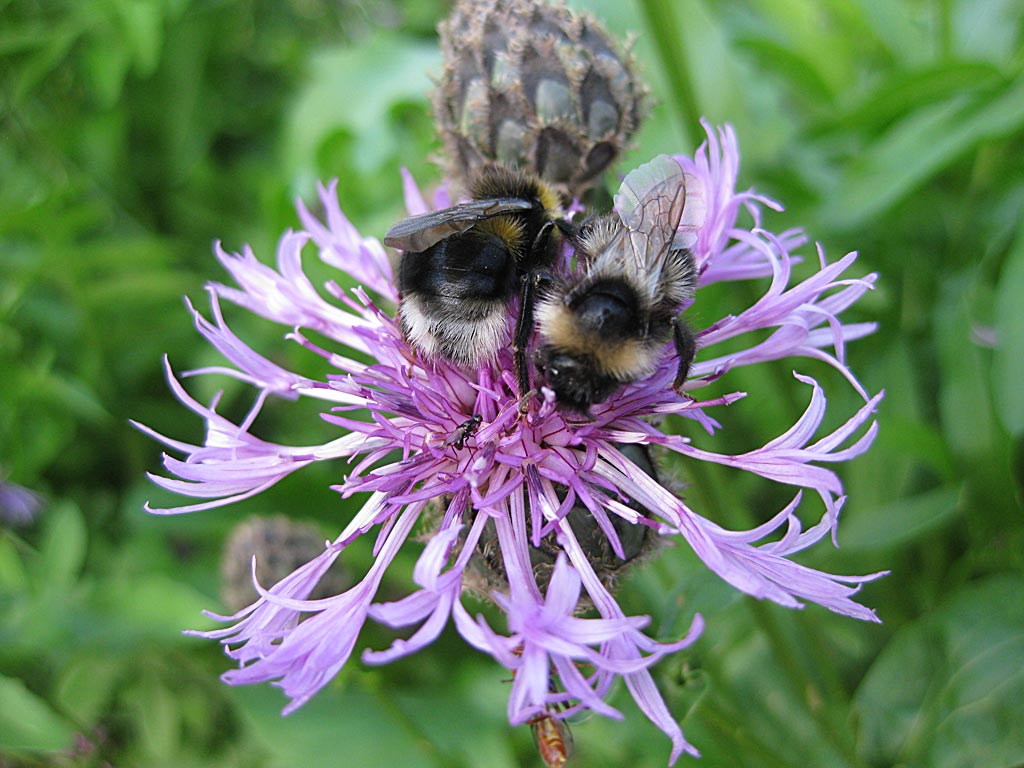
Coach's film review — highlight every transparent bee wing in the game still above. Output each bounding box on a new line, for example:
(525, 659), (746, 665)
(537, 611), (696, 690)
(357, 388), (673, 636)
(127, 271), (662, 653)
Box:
(612, 155), (687, 271)
(674, 172), (705, 250)
(383, 197), (534, 252)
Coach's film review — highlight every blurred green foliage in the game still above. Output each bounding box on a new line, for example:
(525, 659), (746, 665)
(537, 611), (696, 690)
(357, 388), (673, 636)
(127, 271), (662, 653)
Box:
(1, 0), (1022, 766)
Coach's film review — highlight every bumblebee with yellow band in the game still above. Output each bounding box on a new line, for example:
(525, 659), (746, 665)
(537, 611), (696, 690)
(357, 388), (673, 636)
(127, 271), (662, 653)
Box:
(384, 164), (570, 401)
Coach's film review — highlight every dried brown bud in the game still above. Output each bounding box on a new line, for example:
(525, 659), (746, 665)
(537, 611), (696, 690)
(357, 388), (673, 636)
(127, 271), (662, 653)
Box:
(433, 0), (649, 199)
(220, 516), (349, 612)
(461, 444), (661, 603)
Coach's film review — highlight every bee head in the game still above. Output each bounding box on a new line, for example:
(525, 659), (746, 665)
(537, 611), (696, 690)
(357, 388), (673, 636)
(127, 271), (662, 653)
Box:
(534, 347), (618, 412)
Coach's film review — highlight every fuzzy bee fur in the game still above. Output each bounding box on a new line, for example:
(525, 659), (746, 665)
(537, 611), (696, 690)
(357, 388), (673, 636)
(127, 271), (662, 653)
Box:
(534, 154), (699, 411)
(384, 164), (568, 397)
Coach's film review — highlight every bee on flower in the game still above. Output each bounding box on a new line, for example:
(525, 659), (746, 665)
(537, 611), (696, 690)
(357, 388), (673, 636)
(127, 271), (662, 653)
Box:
(137, 120), (884, 763)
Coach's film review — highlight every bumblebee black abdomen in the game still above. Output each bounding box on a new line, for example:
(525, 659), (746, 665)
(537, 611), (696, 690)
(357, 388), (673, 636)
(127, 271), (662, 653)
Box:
(453, 239), (511, 298)
(386, 163), (567, 381)
(397, 229), (520, 367)
(534, 350), (619, 412)
(400, 232), (516, 302)
(567, 279), (642, 340)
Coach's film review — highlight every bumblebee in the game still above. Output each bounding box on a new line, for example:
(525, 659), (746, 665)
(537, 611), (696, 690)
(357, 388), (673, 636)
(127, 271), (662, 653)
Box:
(534, 155), (699, 411)
(383, 165), (567, 397)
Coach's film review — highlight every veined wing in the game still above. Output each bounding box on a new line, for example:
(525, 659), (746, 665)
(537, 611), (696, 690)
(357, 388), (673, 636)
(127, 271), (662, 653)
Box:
(612, 155), (687, 273)
(384, 197), (533, 253)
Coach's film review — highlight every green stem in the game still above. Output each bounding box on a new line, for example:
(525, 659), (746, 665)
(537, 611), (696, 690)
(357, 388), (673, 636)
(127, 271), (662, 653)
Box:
(635, 0), (702, 146)
(696, 694), (795, 767)
(747, 599), (867, 768)
(936, 0), (953, 60)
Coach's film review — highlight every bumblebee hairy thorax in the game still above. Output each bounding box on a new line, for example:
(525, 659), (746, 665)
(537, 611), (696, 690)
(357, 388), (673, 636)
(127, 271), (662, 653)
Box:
(384, 163), (569, 396)
(533, 154), (700, 412)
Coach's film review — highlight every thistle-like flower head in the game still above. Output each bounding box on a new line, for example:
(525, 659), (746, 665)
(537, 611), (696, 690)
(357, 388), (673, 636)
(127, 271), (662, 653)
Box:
(137, 122), (884, 764)
(434, 0), (648, 199)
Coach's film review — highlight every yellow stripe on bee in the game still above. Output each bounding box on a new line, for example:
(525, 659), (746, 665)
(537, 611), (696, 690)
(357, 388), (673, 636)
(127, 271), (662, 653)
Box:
(536, 301), (661, 379)
(536, 182), (562, 215)
(478, 216), (525, 256)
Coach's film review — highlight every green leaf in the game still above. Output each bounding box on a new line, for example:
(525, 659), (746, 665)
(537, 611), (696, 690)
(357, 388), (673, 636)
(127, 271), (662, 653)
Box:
(124, 668), (182, 762)
(635, 0), (703, 145)
(0, 674), (76, 752)
(855, 576), (1024, 768)
(394, 667), (521, 768)
(117, 0), (165, 77)
(951, 0), (1024, 63)
(840, 484), (962, 551)
(823, 74), (1024, 230)
(0, 534), (30, 592)
(96, 573), (215, 640)
(284, 34), (440, 181)
(935, 273), (1004, 465)
(83, 25), (131, 108)
(55, 654), (124, 726)
(234, 685), (442, 768)
(735, 37), (836, 104)
(3, 22), (81, 103)
(847, 0), (932, 67)
(35, 501), (87, 590)
(816, 62), (1003, 136)
(993, 225), (1024, 436)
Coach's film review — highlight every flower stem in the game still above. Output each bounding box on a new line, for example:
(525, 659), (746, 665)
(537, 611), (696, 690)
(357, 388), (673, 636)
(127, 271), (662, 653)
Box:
(696, 694), (795, 767)
(636, 0), (702, 146)
(746, 599), (867, 768)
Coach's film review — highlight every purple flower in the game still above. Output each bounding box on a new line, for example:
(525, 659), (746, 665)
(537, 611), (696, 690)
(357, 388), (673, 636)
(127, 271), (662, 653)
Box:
(0, 474), (44, 527)
(137, 121), (884, 764)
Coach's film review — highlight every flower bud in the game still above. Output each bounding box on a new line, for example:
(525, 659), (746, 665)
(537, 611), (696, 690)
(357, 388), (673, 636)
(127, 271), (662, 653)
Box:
(433, 0), (649, 199)
(220, 516), (349, 611)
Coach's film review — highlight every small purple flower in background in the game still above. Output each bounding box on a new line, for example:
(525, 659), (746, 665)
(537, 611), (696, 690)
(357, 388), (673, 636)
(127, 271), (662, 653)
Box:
(136, 121), (884, 764)
(0, 472), (44, 527)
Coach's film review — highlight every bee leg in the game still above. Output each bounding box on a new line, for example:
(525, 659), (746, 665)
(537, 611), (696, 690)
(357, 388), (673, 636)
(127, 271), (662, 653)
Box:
(516, 388), (539, 415)
(513, 271), (539, 404)
(553, 217), (580, 242)
(512, 221), (561, 405)
(516, 269), (563, 413)
(672, 317), (697, 391)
